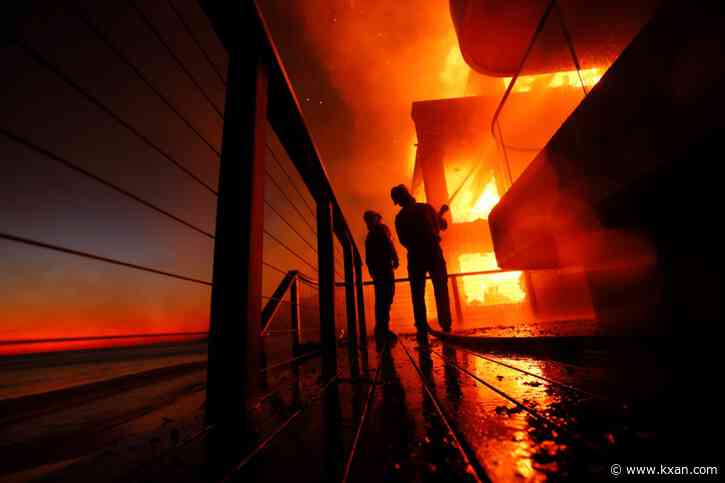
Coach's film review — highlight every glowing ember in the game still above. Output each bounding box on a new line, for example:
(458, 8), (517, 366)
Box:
(458, 252), (526, 304)
(502, 67), (603, 93)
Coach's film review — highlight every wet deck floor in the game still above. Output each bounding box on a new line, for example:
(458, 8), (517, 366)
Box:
(5, 333), (720, 482)
(223, 334), (719, 482)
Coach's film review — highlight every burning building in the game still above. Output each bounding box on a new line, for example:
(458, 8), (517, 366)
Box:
(409, 89), (597, 327)
(410, 96), (524, 314)
(448, 0), (724, 334)
(400, 0), (671, 331)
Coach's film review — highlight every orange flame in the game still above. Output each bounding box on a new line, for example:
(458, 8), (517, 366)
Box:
(458, 253), (526, 304)
(502, 67), (603, 93)
(445, 173), (526, 305)
(429, 50), (606, 306)
(449, 176), (500, 223)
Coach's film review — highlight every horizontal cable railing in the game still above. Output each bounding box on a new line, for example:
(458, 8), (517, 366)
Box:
(166, 0), (227, 87)
(1, 128), (215, 239)
(73, 4), (222, 156)
(343, 268), (525, 287)
(15, 39), (219, 195)
(360, 267), (595, 334)
(0, 231), (212, 286)
(127, 0), (225, 118)
(2, 1), (366, 480)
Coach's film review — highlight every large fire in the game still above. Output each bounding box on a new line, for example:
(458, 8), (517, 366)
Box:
(447, 175), (526, 305)
(449, 176), (500, 224)
(458, 252), (526, 304)
(411, 45), (604, 307)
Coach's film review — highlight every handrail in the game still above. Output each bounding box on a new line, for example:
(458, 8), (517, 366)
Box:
(341, 268), (525, 287)
(297, 272), (319, 286)
(260, 269), (320, 336)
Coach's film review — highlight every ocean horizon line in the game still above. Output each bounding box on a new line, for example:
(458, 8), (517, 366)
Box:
(0, 331), (209, 346)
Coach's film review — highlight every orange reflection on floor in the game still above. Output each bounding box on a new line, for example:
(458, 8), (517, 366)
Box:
(470, 354), (566, 480)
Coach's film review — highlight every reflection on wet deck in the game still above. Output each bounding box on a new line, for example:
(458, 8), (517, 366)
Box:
(12, 332), (718, 482)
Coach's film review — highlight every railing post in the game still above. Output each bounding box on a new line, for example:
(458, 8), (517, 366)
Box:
(342, 235), (358, 351)
(451, 279), (465, 326)
(206, 31), (267, 428)
(317, 198), (337, 380)
(342, 234), (360, 379)
(290, 274), (302, 354)
(290, 274), (303, 407)
(353, 251), (367, 346)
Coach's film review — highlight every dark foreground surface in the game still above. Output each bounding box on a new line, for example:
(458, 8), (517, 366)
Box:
(0, 333), (721, 482)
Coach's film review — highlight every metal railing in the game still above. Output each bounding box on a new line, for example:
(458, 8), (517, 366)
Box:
(196, 0), (368, 428)
(355, 266), (595, 334)
(1, 0), (367, 462)
(352, 267), (524, 286)
(259, 270), (322, 370)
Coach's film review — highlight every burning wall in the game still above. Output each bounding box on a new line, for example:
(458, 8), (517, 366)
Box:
(410, 71), (610, 322)
(410, 95), (528, 313)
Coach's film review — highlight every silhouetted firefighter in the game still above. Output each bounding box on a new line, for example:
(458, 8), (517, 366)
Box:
(364, 210), (399, 339)
(390, 184), (452, 334)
